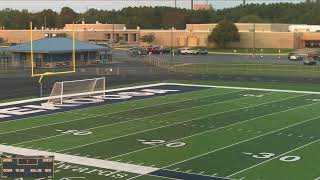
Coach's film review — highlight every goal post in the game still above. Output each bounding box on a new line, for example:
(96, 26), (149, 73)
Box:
(45, 77), (106, 105)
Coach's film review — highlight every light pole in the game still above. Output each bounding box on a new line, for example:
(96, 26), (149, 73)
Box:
(44, 16), (47, 29)
(171, 27), (174, 61)
(252, 23), (256, 58)
(73, 18), (85, 40)
(112, 23), (115, 49)
(191, 0), (193, 10)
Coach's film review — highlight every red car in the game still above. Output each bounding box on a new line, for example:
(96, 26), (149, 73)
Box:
(146, 47), (161, 54)
(307, 52), (320, 59)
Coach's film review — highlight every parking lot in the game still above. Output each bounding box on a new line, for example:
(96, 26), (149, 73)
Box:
(114, 49), (316, 65)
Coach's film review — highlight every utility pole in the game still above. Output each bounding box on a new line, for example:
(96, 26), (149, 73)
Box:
(44, 16), (47, 29)
(175, 0), (177, 8)
(243, 0), (246, 6)
(191, 0), (193, 10)
(112, 23), (115, 49)
(253, 23), (256, 58)
(171, 27), (174, 61)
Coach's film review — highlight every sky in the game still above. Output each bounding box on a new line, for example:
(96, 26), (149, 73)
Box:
(0, 0), (305, 12)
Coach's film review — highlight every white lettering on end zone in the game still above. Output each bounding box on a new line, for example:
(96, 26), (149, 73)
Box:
(64, 98), (105, 104)
(0, 107), (45, 115)
(0, 83), (193, 121)
(0, 114), (10, 118)
(95, 95), (132, 100)
(118, 92), (155, 96)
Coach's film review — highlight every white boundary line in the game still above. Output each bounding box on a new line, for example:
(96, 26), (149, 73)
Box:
(0, 83), (168, 107)
(166, 83), (320, 95)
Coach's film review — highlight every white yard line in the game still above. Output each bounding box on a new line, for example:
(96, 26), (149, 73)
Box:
(155, 114), (320, 176)
(13, 90), (250, 146)
(0, 144), (158, 175)
(110, 97), (316, 160)
(53, 92), (295, 153)
(226, 138), (320, 178)
(0, 88), (238, 135)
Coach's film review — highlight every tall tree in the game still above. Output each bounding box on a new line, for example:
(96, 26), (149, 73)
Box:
(208, 20), (240, 47)
(58, 7), (77, 27)
(140, 34), (156, 45)
(239, 15), (265, 23)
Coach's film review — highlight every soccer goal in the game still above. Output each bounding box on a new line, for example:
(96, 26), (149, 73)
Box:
(44, 77), (106, 106)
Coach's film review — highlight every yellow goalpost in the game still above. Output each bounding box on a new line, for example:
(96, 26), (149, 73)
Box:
(30, 21), (76, 83)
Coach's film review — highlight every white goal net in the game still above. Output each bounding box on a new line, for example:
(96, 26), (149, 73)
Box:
(45, 77), (106, 105)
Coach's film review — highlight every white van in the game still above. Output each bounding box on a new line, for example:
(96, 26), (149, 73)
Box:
(180, 48), (194, 55)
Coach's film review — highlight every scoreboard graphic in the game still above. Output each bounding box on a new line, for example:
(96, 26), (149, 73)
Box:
(0, 155), (54, 178)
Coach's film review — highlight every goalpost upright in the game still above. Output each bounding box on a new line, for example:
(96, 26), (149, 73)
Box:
(30, 21), (77, 97)
(30, 21), (77, 79)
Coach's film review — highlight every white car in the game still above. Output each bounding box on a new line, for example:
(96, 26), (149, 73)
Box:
(288, 53), (303, 61)
(180, 48), (195, 55)
(289, 55), (303, 61)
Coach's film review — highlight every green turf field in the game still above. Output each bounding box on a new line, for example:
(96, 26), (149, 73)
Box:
(1, 83), (320, 180)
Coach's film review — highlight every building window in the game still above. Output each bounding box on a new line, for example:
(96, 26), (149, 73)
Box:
(305, 40), (320, 48)
(132, 34), (137, 42)
(105, 34), (111, 39)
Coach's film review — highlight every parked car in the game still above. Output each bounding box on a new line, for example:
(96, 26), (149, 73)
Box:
(193, 48), (208, 55)
(127, 47), (140, 54)
(146, 47), (161, 54)
(303, 59), (317, 65)
(180, 48), (195, 55)
(172, 48), (181, 55)
(307, 52), (320, 59)
(288, 53), (303, 61)
(128, 48), (147, 57)
(160, 48), (171, 54)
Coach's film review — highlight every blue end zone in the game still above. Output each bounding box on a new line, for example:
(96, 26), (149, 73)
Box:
(150, 169), (229, 180)
(0, 84), (211, 122)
